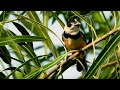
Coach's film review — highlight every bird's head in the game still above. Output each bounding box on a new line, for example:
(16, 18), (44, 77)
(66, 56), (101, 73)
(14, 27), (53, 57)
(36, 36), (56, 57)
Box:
(64, 16), (81, 35)
(67, 16), (80, 28)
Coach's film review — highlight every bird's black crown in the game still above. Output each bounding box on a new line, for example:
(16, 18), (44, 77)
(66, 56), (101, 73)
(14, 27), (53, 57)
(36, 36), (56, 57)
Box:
(67, 16), (80, 27)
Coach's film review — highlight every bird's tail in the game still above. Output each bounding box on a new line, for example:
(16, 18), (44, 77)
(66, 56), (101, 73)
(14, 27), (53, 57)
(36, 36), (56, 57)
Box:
(76, 56), (87, 72)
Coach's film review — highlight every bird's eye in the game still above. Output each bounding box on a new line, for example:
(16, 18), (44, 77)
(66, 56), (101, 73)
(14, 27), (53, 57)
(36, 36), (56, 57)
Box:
(77, 19), (80, 22)
(67, 23), (71, 27)
(72, 19), (75, 22)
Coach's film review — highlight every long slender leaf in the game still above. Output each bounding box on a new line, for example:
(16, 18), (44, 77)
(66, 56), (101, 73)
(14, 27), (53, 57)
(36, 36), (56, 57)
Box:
(12, 22), (33, 48)
(0, 11), (12, 21)
(71, 11), (97, 38)
(0, 46), (11, 64)
(13, 12), (59, 58)
(0, 72), (6, 79)
(22, 53), (68, 79)
(50, 11), (65, 29)
(27, 11), (59, 58)
(5, 55), (47, 79)
(84, 30), (120, 79)
(0, 29), (25, 62)
(3, 67), (23, 73)
(20, 43), (41, 67)
(0, 35), (46, 46)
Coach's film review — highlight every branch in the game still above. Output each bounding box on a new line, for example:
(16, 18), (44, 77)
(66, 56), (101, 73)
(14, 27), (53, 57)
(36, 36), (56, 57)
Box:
(102, 61), (117, 69)
(43, 27), (120, 79)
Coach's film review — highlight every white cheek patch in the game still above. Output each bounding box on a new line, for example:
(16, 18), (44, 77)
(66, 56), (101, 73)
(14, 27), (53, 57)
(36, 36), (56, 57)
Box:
(64, 24), (80, 35)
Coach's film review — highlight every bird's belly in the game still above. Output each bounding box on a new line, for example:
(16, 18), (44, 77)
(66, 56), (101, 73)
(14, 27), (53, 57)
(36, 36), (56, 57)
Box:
(64, 38), (86, 51)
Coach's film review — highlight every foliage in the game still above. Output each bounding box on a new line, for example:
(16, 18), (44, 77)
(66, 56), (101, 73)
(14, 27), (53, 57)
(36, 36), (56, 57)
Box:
(0, 11), (120, 79)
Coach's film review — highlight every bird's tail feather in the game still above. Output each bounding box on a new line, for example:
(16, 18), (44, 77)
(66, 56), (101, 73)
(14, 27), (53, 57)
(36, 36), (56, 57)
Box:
(76, 57), (87, 72)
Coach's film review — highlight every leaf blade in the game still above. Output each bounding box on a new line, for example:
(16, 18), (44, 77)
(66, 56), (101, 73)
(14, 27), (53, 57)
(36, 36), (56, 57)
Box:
(84, 31), (120, 79)
(0, 35), (46, 46)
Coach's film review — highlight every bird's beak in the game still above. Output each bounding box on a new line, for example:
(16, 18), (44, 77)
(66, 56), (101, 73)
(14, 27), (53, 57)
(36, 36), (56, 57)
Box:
(74, 22), (80, 27)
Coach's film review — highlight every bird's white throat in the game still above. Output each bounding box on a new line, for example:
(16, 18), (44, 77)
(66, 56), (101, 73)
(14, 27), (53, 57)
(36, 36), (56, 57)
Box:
(64, 25), (80, 35)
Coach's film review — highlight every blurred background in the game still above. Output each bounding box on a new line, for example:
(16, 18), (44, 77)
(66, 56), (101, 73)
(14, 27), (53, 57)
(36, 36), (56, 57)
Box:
(0, 11), (120, 79)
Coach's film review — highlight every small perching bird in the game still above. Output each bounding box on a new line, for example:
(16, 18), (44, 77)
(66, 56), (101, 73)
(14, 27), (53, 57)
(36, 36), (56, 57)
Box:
(62, 16), (87, 72)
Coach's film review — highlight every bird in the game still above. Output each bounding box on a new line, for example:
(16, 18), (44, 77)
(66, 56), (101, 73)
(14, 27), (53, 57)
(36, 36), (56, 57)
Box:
(62, 16), (87, 72)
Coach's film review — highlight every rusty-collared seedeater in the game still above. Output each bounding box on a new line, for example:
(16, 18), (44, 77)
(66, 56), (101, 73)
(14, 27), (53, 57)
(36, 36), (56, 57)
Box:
(62, 16), (87, 72)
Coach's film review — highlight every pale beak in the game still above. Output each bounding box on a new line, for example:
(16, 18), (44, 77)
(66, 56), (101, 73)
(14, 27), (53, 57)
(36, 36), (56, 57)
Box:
(74, 22), (80, 27)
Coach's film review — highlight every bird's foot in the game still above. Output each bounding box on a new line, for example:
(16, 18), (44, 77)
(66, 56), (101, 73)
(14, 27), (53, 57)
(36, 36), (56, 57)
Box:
(78, 48), (83, 54)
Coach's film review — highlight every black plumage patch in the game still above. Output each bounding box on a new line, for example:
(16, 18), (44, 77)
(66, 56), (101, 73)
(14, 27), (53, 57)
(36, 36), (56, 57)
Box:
(63, 31), (80, 39)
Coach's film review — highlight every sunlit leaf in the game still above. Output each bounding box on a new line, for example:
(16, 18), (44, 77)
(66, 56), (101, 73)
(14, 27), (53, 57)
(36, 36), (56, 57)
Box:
(22, 53), (67, 79)
(84, 30), (120, 79)
(0, 35), (46, 46)
(12, 22), (33, 48)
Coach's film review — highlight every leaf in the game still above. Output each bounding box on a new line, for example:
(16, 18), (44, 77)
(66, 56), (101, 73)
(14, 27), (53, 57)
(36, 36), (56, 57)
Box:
(12, 22), (33, 48)
(3, 67), (23, 73)
(50, 11), (65, 29)
(42, 53), (68, 71)
(71, 11), (97, 38)
(0, 46), (11, 64)
(84, 30), (120, 79)
(5, 55), (46, 79)
(22, 68), (43, 79)
(0, 29), (25, 62)
(0, 11), (12, 21)
(20, 43), (41, 67)
(0, 35), (46, 46)
(0, 72), (6, 79)
(12, 22), (30, 35)
(99, 65), (115, 79)
(27, 11), (59, 57)
(22, 53), (68, 79)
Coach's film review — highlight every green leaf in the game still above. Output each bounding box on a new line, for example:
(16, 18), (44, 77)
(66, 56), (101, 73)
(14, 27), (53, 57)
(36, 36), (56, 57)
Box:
(5, 55), (46, 79)
(84, 30), (120, 79)
(22, 53), (68, 79)
(0, 30), (26, 62)
(3, 67), (23, 73)
(27, 11), (42, 23)
(50, 11), (65, 29)
(0, 46), (11, 64)
(99, 65), (115, 79)
(0, 72), (6, 79)
(43, 53), (68, 71)
(20, 43), (41, 67)
(22, 68), (43, 79)
(28, 11), (59, 58)
(0, 35), (46, 46)
(12, 22), (33, 48)
(71, 11), (97, 38)
(0, 11), (12, 21)
(18, 11), (59, 58)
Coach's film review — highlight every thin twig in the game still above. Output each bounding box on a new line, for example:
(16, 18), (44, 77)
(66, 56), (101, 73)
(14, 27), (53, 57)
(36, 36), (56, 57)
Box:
(102, 61), (117, 69)
(43, 27), (120, 79)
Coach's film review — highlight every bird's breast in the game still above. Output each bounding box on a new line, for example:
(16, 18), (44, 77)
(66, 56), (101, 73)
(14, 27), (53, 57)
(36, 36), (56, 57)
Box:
(64, 37), (86, 51)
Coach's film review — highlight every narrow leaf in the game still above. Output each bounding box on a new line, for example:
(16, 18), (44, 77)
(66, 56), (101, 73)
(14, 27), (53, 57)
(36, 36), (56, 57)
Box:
(0, 72), (6, 79)
(13, 21), (33, 48)
(5, 55), (46, 79)
(22, 53), (67, 79)
(0, 46), (11, 64)
(3, 67), (23, 73)
(0, 35), (46, 46)
(50, 11), (65, 29)
(20, 43), (41, 67)
(84, 31), (120, 79)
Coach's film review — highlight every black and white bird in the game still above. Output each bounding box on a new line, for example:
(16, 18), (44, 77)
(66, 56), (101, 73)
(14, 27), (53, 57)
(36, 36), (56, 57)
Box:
(62, 16), (87, 72)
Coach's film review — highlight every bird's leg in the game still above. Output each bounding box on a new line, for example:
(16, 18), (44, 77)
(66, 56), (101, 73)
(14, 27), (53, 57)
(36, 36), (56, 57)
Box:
(78, 48), (83, 55)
